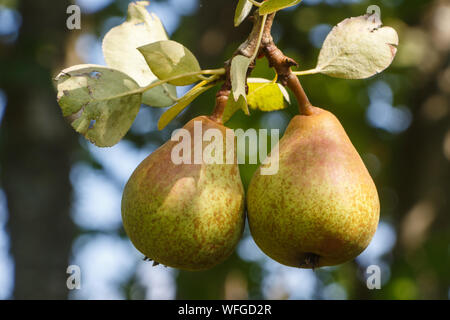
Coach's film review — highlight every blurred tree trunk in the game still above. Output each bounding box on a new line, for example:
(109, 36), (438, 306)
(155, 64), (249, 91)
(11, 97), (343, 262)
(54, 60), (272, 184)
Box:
(0, 0), (76, 299)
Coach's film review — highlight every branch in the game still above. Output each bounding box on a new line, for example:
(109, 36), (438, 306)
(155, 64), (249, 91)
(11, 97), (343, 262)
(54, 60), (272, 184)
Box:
(210, 11), (267, 123)
(236, 13), (267, 59)
(261, 14), (314, 116)
(211, 10), (314, 121)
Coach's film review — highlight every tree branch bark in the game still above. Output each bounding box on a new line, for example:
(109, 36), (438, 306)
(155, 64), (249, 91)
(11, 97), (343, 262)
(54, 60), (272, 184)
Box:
(211, 10), (314, 122)
(260, 13), (313, 115)
(210, 12), (266, 122)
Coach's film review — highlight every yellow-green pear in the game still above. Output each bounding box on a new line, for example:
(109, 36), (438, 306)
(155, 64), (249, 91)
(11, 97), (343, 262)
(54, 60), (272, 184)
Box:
(247, 107), (380, 268)
(122, 116), (245, 271)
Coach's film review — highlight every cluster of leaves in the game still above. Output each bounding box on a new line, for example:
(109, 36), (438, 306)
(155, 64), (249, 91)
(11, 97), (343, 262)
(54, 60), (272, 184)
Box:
(55, 0), (398, 148)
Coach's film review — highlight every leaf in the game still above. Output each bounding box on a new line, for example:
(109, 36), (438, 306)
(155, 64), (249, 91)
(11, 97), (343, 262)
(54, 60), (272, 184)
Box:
(222, 91), (249, 124)
(235, 0), (253, 27)
(230, 55), (251, 115)
(315, 14), (399, 79)
(55, 64), (142, 147)
(259, 0), (302, 15)
(158, 84), (214, 130)
(222, 78), (290, 122)
(102, 1), (177, 107)
(247, 78), (290, 111)
(138, 40), (202, 86)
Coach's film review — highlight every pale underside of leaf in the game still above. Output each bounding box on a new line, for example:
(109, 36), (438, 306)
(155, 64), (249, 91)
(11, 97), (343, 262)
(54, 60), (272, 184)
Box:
(259, 0), (302, 15)
(158, 85), (214, 130)
(247, 78), (290, 111)
(230, 55), (251, 115)
(235, 0), (253, 27)
(56, 64), (142, 147)
(316, 14), (399, 79)
(138, 40), (202, 87)
(102, 1), (177, 107)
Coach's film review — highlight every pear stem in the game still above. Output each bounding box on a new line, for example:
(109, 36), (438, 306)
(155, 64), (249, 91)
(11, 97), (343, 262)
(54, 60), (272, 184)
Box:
(287, 74), (314, 116)
(209, 86), (230, 124)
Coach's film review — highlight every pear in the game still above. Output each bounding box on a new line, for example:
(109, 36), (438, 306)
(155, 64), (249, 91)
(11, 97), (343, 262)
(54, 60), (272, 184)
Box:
(247, 107), (380, 268)
(122, 116), (245, 271)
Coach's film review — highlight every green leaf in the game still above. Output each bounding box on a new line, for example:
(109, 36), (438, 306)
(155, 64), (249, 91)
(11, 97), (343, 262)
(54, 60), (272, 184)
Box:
(247, 78), (290, 111)
(315, 14), (399, 79)
(222, 91), (248, 124)
(222, 78), (290, 122)
(235, 0), (253, 27)
(158, 84), (214, 130)
(230, 55), (251, 115)
(102, 1), (177, 107)
(55, 64), (142, 147)
(138, 40), (202, 86)
(259, 0), (302, 15)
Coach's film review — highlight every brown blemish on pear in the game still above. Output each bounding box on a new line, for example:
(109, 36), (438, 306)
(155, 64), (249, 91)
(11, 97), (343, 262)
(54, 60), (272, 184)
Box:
(247, 107), (380, 268)
(122, 116), (245, 271)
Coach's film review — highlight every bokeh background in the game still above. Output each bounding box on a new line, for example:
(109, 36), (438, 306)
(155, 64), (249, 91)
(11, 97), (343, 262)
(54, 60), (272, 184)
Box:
(0, 0), (449, 299)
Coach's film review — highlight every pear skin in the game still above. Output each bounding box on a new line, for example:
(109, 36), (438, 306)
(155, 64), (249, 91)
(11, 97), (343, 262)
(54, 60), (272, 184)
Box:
(247, 107), (380, 268)
(122, 116), (245, 271)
